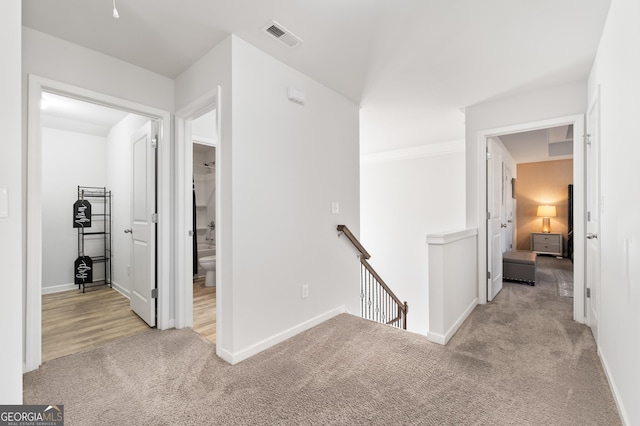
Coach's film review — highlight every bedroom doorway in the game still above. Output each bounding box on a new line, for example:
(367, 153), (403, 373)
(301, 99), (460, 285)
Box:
(478, 114), (586, 324)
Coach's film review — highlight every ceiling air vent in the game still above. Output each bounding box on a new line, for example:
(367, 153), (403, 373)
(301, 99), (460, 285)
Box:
(262, 20), (303, 48)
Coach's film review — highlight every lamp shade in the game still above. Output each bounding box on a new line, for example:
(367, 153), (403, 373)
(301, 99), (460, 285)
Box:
(536, 205), (557, 217)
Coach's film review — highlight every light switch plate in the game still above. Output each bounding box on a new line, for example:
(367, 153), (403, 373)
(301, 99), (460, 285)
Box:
(0, 188), (8, 218)
(331, 202), (339, 215)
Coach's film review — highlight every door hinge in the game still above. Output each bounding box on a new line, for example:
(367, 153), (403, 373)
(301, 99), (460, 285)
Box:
(487, 211), (491, 220)
(586, 288), (591, 298)
(151, 213), (158, 223)
(587, 211), (591, 222)
(486, 151), (491, 160)
(584, 133), (591, 146)
(151, 136), (158, 148)
(487, 271), (491, 279)
(151, 288), (158, 299)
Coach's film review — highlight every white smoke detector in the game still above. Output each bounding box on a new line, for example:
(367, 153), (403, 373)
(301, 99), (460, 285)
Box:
(262, 20), (303, 48)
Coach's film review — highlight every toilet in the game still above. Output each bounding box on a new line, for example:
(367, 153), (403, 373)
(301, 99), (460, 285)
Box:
(199, 255), (216, 287)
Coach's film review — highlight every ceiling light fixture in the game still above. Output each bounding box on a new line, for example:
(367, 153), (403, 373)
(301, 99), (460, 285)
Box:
(112, 0), (119, 18)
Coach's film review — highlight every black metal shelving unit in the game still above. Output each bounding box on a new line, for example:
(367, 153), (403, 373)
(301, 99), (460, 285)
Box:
(76, 186), (112, 292)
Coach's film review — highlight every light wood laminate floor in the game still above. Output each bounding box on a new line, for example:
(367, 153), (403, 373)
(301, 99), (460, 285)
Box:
(42, 280), (216, 362)
(42, 286), (150, 362)
(192, 277), (216, 344)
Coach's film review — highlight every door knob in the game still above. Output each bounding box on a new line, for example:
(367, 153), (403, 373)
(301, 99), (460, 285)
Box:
(501, 224), (508, 228)
(124, 228), (132, 234)
(586, 233), (598, 239)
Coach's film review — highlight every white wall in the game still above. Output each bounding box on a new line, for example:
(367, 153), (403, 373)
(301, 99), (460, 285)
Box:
(107, 114), (151, 295)
(176, 35), (360, 362)
(360, 146), (465, 335)
(22, 28), (174, 112)
(427, 229), (478, 345)
(0, 0), (23, 404)
(465, 82), (587, 228)
(229, 37), (361, 356)
(41, 128), (108, 291)
(588, 0), (640, 423)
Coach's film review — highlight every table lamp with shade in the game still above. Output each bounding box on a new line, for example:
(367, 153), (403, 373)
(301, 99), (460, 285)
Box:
(536, 205), (557, 233)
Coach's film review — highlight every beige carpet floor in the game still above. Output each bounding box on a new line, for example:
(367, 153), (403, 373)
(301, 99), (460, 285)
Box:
(24, 259), (619, 425)
(536, 255), (574, 298)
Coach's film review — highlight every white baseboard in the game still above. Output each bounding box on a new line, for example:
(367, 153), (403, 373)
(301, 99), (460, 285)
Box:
(426, 331), (447, 345)
(42, 281), (129, 297)
(598, 347), (629, 425)
(111, 281), (130, 299)
(427, 297), (478, 345)
(217, 306), (347, 365)
(42, 283), (77, 294)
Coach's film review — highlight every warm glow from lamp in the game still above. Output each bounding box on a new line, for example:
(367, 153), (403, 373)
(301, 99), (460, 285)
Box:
(536, 205), (557, 233)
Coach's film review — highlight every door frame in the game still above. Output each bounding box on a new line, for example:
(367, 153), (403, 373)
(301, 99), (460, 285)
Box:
(585, 87), (601, 336)
(487, 138), (504, 301)
(25, 75), (172, 372)
(504, 165), (515, 251)
(174, 88), (221, 335)
(476, 114), (586, 323)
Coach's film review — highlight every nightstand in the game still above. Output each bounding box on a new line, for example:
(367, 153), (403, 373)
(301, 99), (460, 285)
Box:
(531, 232), (562, 256)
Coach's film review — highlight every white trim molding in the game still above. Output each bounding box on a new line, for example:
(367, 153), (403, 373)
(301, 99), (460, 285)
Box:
(427, 297), (478, 345)
(427, 228), (478, 245)
(217, 306), (346, 365)
(361, 140), (464, 165)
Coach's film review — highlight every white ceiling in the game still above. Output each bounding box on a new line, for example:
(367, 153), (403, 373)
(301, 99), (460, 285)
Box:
(41, 92), (129, 137)
(23, 0), (611, 154)
(499, 125), (573, 164)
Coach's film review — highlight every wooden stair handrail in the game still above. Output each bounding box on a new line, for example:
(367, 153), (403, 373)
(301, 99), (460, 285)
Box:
(360, 258), (404, 308)
(337, 225), (371, 259)
(338, 224), (408, 330)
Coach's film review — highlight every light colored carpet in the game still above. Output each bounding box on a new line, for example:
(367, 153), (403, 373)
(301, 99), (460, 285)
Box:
(536, 255), (574, 298)
(24, 261), (618, 425)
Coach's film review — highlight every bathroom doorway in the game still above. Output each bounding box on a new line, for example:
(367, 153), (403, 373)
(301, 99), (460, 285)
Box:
(191, 110), (217, 344)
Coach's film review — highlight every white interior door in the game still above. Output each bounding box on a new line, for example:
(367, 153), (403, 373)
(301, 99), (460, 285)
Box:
(487, 138), (504, 301)
(130, 120), (157, 326)
(586, 95), (601, 339)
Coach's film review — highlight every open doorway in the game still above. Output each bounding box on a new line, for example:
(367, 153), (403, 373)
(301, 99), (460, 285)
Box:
(191, 110), (217, 343)
(477, 114), (586, 324)
(39, 92), (153, 361)
(499, 126), (575, 298)
(25, 76), (172, 372)
(174, 88), (223, 356)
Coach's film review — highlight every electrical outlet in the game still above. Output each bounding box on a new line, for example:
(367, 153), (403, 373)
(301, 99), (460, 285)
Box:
(301, 284), (309, 299)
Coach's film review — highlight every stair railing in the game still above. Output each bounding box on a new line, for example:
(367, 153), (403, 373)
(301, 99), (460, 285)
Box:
(337, 225), (408, 329)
